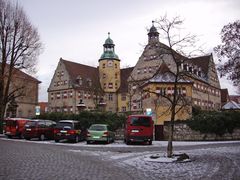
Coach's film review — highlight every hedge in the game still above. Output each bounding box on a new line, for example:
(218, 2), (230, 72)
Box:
(187, 111), (240, 135)
(35, 111), (126, 131)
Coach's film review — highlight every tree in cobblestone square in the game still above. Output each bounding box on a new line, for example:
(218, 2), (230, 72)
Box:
(0, 0), (42, 133)
(146, 15), (202, 157)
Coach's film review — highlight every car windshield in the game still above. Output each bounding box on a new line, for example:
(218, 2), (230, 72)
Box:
(130, 117), (151, 127)
(89, 125), (107, 131)
(25, 121), (37, 128)
(56, 122), (73, 130)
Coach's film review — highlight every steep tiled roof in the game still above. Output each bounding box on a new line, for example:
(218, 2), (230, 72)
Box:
(118, 67), (134, 93)
(229, 95), (240, 104)
(1, 63), (41, 83)
(188, 55), (211, 75)
(61, 59), (100, 89)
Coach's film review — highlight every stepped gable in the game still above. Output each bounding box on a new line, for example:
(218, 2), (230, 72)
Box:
(118, 67), (134, 93)
(61, 59), (100, 88)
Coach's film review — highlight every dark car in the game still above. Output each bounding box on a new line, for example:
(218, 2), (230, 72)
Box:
(23, 119), (56, 140)
(54, 120), (86, 143)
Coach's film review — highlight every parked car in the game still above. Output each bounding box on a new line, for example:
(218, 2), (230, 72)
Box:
(23, 119), (56, 140)
(4, 118), (31, 139)
(124, 115), (153, 145)
(87, 124), (115, 144)
(54, 120), (86, 143)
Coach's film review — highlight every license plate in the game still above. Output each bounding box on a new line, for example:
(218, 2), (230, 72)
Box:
(93, 136), (100, 139)
(6, 131), (10, 134)
(26, 129), (31, 131)
(131, 130), (139, 133)
(60, 130), (67, 133)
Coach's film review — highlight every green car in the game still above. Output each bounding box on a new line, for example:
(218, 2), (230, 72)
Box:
(87, 124), (115, 144)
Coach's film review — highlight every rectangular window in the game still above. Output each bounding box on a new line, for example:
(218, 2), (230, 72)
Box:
(108, 94), (113, 101)
(122, 106), (126, 112)
(56, 92), (61, 99)
(51, 93), (54, 100)
(121, 94), (126, 101)
(108, 83), (113, 89)
(68, 91), (73, 98)
(63, 91), (68, 99)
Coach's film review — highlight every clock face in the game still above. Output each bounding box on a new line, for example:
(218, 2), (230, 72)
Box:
(108, 60), (113, 67)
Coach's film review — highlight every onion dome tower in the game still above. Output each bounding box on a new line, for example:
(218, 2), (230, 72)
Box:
(99, 33), (121, 92)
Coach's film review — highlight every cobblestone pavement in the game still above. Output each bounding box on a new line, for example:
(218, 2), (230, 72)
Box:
(0, 138), (239, 180)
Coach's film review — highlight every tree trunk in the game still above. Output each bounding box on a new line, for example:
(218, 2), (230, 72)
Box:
(0, 104), (6, 134)
(167, 120), (174, 157)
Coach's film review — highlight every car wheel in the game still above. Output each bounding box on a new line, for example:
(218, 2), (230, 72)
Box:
(149, 140), (152, 145)
(106, 137), (110, 144)
(7, 135), (12, 139)
(25, 137), (30, 140)
(19, 133), (24, 139)
(86, 140), (90, 144)
(126, 139), (131, 145)
(55, 139), (59, 143)
(39, 134), (45, 141)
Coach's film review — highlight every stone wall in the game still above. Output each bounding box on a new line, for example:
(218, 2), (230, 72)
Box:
(164, 122), (240, 141)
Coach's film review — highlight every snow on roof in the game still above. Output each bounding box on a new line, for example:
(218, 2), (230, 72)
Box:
(222, 100), (240, 110)
(149, 72), (192, 83)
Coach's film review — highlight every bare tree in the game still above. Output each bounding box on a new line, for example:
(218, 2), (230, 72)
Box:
(214, 20), (240, 91)
(148, 15), (201, 157)
(0, 0), (42, 133)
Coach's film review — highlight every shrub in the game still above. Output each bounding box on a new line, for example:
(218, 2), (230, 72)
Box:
(187, 111), (240, 135)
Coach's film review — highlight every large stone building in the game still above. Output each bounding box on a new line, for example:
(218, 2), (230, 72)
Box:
(5, 68), (41, 118)
(48, 23), (221, 125)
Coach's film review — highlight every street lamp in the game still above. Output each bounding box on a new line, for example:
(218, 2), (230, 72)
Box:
(76, 99), (86, 113)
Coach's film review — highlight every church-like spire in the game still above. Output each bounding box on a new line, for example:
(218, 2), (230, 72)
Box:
(148, 21), (159, 43)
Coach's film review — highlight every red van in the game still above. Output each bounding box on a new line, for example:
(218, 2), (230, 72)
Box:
(4, 118), (30, 139)
(124, 115), (154, 145)
(23, 119), (56, 141)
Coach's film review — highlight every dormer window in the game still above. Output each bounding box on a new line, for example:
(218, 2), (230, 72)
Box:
(183, 64), (187, 71)
(87, 79), (92, 87)
(193, 68), (197, 75)
(189, 66), (192, 73)
(76, 75), (82, 85)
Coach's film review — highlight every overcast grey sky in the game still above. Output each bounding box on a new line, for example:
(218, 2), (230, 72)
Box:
(18, 0), (240, 101)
